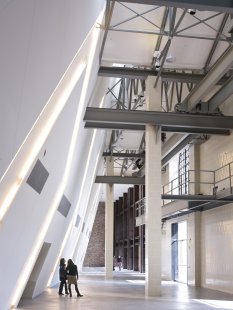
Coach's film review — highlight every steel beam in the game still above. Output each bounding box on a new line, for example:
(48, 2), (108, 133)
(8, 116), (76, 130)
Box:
(84, 107), (233, 130)
(98, 66), (228, 84)
(85, 121), (145, 131)
(95, 175), (145, 184)
(162, 194), (233, 201)
(85, 121), (230, 135)
(204, 13), (229, 71)
(208, 75), (233, 111)
(98, 66), (157, 79)
(185, 46), (233, 111)
(162, 126), (230, 135)
(109, 27), (230, 42)
(103, 152), (145, 158)
(115, 0), (233, 13)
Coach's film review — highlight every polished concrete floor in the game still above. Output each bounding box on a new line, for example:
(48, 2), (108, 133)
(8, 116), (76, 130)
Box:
(18, 269), (233, 310)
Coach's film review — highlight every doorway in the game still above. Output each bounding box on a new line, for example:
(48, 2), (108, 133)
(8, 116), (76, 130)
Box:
(171, 221), (188, 283)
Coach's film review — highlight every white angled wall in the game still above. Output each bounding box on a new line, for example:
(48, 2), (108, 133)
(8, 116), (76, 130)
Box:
(0, 1), (106, 309)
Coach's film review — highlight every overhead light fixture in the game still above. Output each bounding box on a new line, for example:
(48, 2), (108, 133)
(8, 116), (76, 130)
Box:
(188, 9), (196, 15)
(155, 59), (160, 68)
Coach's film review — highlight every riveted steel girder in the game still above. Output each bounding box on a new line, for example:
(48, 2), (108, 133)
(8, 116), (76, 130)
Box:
(85, 121), (230, 135)
(115, 0), (233, 13)
(103, 152), (145, 158)
(99, 66), (228, 84)
(95, 175), (145, 184)
(84, 107), (233, 130)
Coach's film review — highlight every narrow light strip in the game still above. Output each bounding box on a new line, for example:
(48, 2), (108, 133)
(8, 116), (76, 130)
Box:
(10, 5), (106, 308)
(10, 181), (66, 307)
(0, 60), (86, 222)
(48, 9), (105, 276)
(45, 9), (106, 287)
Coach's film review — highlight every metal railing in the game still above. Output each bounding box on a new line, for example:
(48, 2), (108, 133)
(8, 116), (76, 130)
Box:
(135, 159), (233, 216)
(162, 169), (215, 196)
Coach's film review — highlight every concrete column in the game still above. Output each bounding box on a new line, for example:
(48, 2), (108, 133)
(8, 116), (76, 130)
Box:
(105, 157), (114, 278)
(194, 212), (201, 287)
(145, 77), (161, 296)
(189, 144), (200, 195)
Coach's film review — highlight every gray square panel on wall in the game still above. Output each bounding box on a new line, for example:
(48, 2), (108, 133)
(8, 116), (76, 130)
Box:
(26, 159), (49, 194)
(57, 195), (71, 218)
(75, 215), (81, 228)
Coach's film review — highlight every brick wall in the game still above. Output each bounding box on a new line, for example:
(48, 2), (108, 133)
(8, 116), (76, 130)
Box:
(83, 201), (105, 267)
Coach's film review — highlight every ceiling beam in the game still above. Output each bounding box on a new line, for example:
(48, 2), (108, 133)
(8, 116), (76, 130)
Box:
(162, 126), (230, 135)
(204, 13), (229, 71)
(185, 46), (233, 111)
(115, 0), (233, 13)
(85, 121), (230, 135)
(162, 194), (233, 201)
(98, 66), (228, 84)
(162, 47), (233, 165)
(95, 175), (145, 184)
(208, 75), (233, 111)
(103, 152), (145, 158)
(99, 66), (156, 79)
(85, 121), (144, 131)
(83, 107), (233, 130)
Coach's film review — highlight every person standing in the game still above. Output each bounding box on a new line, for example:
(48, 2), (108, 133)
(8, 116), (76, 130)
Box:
(58, 258), (69, 295)
(117, 256), (123, 271)
(66, 259), (83, 297)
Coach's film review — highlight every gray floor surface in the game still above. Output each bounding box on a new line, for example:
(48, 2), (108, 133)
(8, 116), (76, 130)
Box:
(18, 269), (233, 309)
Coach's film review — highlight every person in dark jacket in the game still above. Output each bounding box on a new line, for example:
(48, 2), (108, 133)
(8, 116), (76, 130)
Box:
(58, 258), (69, 295)
(66, 259), (83, 297)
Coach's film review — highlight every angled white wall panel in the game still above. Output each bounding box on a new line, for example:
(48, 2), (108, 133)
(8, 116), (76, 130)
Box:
(0, 0), (106, 308)
(0, 0), (104, 177)
(0, 70), (86, 309)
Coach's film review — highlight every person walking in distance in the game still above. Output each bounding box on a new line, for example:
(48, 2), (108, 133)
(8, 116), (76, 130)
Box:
(117, 256), (123, 271)
(58, 258), (69, 295)
(66, 259), (83, 297)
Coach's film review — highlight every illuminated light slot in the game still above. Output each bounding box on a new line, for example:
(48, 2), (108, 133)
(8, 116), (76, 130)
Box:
(40, 6), (106, 292)
(9, 42), (89, 308)
(62, 34), (105, 181)
(47, 106), (104, 285)
(10, 181), (66, 308)
(10, 5), (106, 305)
(63, 9), (106, 229)
(0, 183), (19, 221)
(71, 129), (97, 227)
(0, 58), (86, 223)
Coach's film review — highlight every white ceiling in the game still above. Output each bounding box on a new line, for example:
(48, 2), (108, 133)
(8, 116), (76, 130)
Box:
(97, 1), (233, 187)
(103, 3), (230, 68)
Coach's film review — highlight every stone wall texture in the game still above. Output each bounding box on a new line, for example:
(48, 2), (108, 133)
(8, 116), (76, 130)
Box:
(83, 201), (105, 267)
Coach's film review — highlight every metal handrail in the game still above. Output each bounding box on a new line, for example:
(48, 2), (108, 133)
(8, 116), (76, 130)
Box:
(135, 160), (233, 216)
